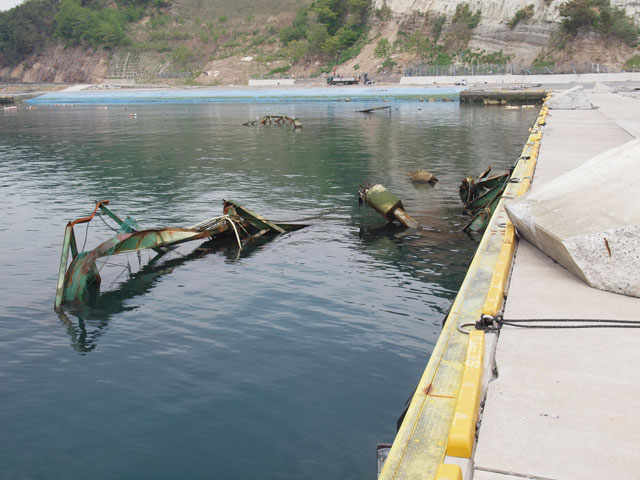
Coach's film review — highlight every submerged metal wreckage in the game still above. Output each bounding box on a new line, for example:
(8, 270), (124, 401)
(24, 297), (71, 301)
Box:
(358, 183), (418, 229)
(242, 115), (302, 128)
(54, 200), (307, 311)
(358, 168), (509, 233)
(459, 166), (510, 232)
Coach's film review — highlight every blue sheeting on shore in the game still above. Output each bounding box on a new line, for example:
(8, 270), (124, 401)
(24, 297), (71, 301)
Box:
(27, 86), (463, 104)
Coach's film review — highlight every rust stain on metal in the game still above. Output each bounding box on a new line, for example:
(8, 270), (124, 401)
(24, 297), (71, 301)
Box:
(54, 199), (308, 312)
(243, 114), (302, 128)
(358, 182), (419, 229)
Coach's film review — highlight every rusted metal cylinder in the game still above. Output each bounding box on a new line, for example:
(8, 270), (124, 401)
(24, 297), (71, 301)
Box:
(364, 184), (418, 229)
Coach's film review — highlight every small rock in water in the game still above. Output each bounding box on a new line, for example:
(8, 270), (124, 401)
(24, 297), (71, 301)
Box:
(408, 170), (438, 184)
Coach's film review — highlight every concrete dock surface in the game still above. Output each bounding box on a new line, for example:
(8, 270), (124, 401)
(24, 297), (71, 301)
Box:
(473, 91), (640, 479)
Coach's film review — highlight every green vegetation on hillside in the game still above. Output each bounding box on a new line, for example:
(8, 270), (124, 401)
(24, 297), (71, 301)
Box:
(452, 3), (480, 29)
(54, 0), (147, 48)
(0, 0), (56, 64)
(431, 14), (446, 43)
(0, 0), (167, 64)
(278, 0), (371, 64)
(390, 3), (484, 68)
(387, 4), (518, 73)
(532, 51), (555, 68)
(559, 0), (639, 45)
(509, 4), (534, 30)
(624, 54), (640, 70)
(2, 0), (638, 81)
(442, 2), (481, 52)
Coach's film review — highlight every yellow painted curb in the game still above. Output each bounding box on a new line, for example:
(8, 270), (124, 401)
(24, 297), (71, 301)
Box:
(446, 330), (484, 458)
(435, 463), (463, 480)
(483, 221), (515, 316)
(378, 101), (548, 480)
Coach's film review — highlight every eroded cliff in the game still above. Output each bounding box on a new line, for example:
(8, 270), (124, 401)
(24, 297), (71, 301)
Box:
(372, 0), (640, 64)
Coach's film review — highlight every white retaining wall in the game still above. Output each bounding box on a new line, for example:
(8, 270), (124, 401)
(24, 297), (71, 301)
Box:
(400, 72), (640, 85)
(248, 79), (296, 86)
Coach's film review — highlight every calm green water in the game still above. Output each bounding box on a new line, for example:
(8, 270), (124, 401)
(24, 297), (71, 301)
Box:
(0, 100), (536, 479)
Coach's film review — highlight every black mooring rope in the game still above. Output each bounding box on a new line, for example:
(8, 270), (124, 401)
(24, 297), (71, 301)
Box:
(459, 314), (640, 334)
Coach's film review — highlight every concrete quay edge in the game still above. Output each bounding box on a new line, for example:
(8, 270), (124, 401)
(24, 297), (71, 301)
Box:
(472, 92), (640, 479)
(377, 102), (549, 480)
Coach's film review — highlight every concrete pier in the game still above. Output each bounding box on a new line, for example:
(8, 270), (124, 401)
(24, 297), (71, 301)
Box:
(473, 91), (640, 479)
(377, 86), (640, 480)
(459, 89), (547, 104)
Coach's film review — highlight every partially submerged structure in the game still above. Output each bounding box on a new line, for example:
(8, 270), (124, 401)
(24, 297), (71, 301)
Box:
(54, 200), (306, 311)
(407, 170), (438, 185)
(460, 89), (548, 105)
(243, 115), (302, 128)
(357, 106), (391, 114)
(358, 183), (418, 229)
(459, 167), (510, 232)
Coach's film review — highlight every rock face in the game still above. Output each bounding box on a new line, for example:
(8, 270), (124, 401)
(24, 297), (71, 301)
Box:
(505, 139), (640, 298)
(546, 86), (594, 110)
(372, 0), (640, 63)
(373, 0), (639, 23)
(0, 46), (107, 84)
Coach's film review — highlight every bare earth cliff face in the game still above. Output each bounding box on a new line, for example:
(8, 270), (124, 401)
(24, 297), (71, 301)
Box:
(1, 45), (108, 84)
(373, 0), (640, 64)
(2, 0), (639, 85)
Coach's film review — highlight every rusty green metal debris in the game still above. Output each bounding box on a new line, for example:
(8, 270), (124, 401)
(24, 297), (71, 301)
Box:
(357, 106), (391, 114)
(407, 170), (438, 185)
(242, 115), (302, 128)
(358, 183), (418, 229)
(54, 200), (307, 312)
(459, 167), (510, 233)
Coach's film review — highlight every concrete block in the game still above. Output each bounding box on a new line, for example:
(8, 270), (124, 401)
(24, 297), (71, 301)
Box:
(505, 139), (640, 297)
(592, 82), (612, 93)
(546, 85), (594, 110)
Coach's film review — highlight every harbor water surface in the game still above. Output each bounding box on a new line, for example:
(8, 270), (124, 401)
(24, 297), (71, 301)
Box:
(0, 99), (537, 479)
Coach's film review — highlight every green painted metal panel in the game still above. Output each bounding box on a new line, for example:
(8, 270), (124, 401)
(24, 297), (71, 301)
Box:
(365, 185), (403, 221)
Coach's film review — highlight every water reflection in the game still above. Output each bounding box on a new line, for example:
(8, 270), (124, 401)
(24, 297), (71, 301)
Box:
(57, 231), (297, 352)
(0, 102), (538, 480)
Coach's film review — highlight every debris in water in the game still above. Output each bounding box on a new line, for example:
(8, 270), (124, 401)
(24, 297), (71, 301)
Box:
(243, 115), (302, 128)
(54, 200), (307, 311)
(358, 183), (418, 229)
(459, 166), (509, 233)
(357, 106), (391, 114)
(407, 170), (438, 185)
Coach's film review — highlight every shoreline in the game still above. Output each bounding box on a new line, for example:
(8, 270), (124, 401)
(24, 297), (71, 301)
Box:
(22, 84), (465, 104)
(4, 75), (639, 104)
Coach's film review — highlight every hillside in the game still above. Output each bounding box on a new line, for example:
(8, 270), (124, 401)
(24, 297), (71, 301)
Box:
(0, 0), (639, 85)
